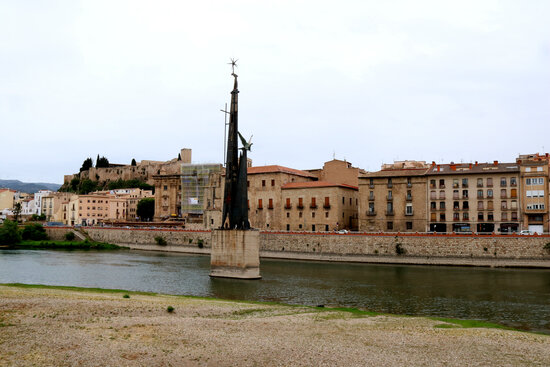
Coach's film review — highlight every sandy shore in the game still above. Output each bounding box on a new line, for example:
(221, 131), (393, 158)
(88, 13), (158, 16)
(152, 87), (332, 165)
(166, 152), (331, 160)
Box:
(1, 285), (549, 366)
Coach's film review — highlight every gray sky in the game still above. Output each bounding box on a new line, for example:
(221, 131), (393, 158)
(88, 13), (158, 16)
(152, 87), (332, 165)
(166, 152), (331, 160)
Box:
(1, 0), (549, 184)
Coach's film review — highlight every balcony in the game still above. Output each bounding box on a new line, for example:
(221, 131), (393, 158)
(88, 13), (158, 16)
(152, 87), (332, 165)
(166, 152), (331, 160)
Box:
(405, 210), (414, 216)
(387, 183), (393, 188)
(323, 204), (331, 209)
(385, 210), (395, 216)
(407, 183), (412, 188)
(310, 204), (317, 209)
(368, 196), (375, 201)
(369, 184), (374, 189)
(406, 195), (412, 201)
(284, 204), (292, 210)
(297, 204), (304, 209)
(387, 195), (393, 201)
(367, 211), (376, 216)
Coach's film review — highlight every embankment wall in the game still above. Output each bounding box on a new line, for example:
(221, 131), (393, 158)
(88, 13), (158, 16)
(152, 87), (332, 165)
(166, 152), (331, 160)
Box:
(44, 227), (550, 267)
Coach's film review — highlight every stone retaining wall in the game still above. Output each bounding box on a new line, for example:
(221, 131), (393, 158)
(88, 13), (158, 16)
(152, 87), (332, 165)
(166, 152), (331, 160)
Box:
(44, 227), (550, 267)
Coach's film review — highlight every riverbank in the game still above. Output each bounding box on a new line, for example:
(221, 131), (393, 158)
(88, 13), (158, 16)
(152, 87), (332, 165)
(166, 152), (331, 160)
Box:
(9, 240), (126, 250)
(1, 284), (549, 366)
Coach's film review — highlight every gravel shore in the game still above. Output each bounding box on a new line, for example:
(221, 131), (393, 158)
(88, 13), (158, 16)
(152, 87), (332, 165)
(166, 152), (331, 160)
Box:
(1, 285), (549, 366)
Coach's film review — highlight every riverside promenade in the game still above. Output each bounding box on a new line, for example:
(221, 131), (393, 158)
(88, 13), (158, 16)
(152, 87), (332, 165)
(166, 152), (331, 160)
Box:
(46, 227), (550, 268)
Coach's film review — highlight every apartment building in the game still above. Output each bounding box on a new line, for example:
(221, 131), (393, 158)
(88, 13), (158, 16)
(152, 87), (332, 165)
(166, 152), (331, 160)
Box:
(359, 161), (429, 232)
(517, 153), (550, 234)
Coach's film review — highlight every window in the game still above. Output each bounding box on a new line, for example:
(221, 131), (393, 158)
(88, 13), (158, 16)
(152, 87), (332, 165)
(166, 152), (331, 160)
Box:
(501, 201), (507, 210)
(325, 212), (329, 218)
(387, 178), (393, 187)
(298, 198), (303, 208)
(453, 201), (459, 210)
(369, 191), (374, 200)
(462, 190), (469, 198)
(500, 177), (507, 187)
(407, 177), (412, 187)
(312, 225), (316, 231)
(271, 179), (275, 186)
(299, 212), (302, 218)
(310, 197), (316, 208)
(324, 197), (330, 208)
(285, 198), (291, 209)
(477, 201), (483, 210)
(163, 185), (167, 191)
(501, 212), (508, 221)
(439, 179), (445, 188)
(510, 177), (517, 187)
(462, 178), (468, 187)
(526, 167), (531, 172)
(430, 179), (436, 188)
(431, 213), (437, 221)
(342, 197), (345, 204)
(268, 198), (273, 209)
(487, 178), (493, 187)
(463, 201), (469, 209)
(406, 190), (412, 200)
(430, 202), (436, 209)
(387, 191), (393, 200)
(477, 190), (483, 198)
(511, 212), (518, 220)
(369, 178), (374, 187)
(387, 222), (393, 230)
(453, 213), (459, 221)
(406, 204), (413, 215)
(247, 180), (250, 187)
(511, 200), (517, 209)
(453, 190), (459, 199)
(262, 180), (265, 187)
(487, 212), (494, 221)
(487, 189), (493, 198)
(477, 178), (483, 187)
(463, 212), (469, 220)
(439, 190), (445, 199)
(440, 202), (445, 210)
(526, 178), (531, 185)
(500, 189), (507, 198)
(286, 212), (289, 218)
(258, 199), (263, 209)
(478, 212), (484, 221)
(325, 225), (329, 231)
(286, 224), (290, 231)
(406, 222), (413, 230)
(312, 212), (315, 218)
(453, 179), (459, 188)
(440, 213), (446, 221)
(430, 191), (436, 199)
(537, 166), (543, 172)
(487, 201), (493, 210)
(511, 189), (517, 198)
(387, 202), (394, 214)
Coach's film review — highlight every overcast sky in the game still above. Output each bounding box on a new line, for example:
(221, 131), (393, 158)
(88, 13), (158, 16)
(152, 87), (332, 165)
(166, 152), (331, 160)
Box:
(1, 0), (549, 184)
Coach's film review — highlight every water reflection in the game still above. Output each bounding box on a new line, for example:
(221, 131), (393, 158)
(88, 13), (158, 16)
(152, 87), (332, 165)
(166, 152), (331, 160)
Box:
(0, 249), (549, 333)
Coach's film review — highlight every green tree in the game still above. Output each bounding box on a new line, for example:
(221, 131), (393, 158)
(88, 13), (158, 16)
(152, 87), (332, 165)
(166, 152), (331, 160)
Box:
(21, 223), (48, 241)
(79, 179), (98, 194)
(96, 156), (109, 168)
(80, 157), (93, 172)
(136, 198), (155, 221)
(177, 153), (181, 161)
(69, 177), (80, 192)
(131, 158), (137, 166)
(12, 202), (22, 223)
(0, 220), (22, 246)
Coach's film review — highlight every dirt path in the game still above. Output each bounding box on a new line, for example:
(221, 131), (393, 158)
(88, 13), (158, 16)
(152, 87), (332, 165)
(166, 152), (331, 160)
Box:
(0, 285), (549, 366)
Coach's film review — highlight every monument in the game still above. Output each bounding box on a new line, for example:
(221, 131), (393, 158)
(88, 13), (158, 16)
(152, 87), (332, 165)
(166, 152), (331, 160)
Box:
(210, 60), (261, 279)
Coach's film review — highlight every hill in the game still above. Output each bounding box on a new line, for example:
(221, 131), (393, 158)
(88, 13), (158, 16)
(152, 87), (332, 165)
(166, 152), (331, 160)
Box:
(0, 179), (61, 193)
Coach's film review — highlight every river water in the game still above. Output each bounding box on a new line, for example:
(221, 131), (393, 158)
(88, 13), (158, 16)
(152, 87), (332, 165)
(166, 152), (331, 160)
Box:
(1, 249), (549, 333)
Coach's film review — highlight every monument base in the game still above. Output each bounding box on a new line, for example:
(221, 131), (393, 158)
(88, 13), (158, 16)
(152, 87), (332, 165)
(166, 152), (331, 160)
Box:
(210, 229), (261, 279)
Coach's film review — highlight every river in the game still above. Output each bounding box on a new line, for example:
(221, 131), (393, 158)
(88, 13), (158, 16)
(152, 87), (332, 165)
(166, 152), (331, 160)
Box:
(1, 249), (549, 333)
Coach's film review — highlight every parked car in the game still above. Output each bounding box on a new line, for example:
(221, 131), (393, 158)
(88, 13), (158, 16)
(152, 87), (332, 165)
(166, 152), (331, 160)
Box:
(519, 230), (532, 235)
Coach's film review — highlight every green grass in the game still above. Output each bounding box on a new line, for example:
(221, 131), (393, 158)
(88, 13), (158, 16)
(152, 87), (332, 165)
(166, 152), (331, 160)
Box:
(430, 317), (516, 331)
(14, 240), (127, 250)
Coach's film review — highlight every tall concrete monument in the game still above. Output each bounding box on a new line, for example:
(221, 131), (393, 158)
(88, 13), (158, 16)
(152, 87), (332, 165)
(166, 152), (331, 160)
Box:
(210, 60), (261, 279)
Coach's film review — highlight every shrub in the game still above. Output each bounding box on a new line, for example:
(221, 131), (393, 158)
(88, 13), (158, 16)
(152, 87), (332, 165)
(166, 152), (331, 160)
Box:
(0, 220), (22, 245)
(197, 239), (204, 249)
(544, 243), (550, 252)
(167, 306), (174, 313)
(21, 223), (49, 241)
(395, 243), (406, 255)
(64, 231), (76, 241)
(123, 294), (130, 299)
(155, 236), (167, 246)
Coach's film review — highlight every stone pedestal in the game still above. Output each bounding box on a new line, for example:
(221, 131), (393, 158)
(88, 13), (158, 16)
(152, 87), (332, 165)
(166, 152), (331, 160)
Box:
(210, 229), (261, 279)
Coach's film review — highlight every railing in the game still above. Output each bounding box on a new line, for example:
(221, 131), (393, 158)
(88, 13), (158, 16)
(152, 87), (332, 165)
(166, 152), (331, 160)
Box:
(385, 210), (394, 216)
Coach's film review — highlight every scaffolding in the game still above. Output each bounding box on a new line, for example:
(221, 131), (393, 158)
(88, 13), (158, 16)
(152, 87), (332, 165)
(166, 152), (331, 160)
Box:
(180, 164), (221, 215)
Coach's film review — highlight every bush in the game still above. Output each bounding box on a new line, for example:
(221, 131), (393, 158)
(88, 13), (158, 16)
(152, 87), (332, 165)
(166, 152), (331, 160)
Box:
(155, 236), (167, 246)
(544, 243), (550, 252)
(64, 231), (76, 241)
(167, 306), (174, 313)
(197, 239), (204, 249)
(0, 220), (22, 245)
(21, 223), (48, 241)
(123, 294), (130, 299)
(395, 243), (406, 255)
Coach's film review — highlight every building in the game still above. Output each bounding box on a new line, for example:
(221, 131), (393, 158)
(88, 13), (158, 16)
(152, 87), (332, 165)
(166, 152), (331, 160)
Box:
(0, 188), (16, 210)
(517, 153), (550, 234)
(359, 161), (429, 232)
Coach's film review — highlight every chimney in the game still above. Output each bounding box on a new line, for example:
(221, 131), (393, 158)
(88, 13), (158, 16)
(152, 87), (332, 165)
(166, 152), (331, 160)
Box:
(437, 165), (440, 172)
(475, 161), (478, 166)
(493, 160), (498, 166)
(469, 163), (473, 169)
(431, 161), (436, 167)
(450, 163), (456, 171)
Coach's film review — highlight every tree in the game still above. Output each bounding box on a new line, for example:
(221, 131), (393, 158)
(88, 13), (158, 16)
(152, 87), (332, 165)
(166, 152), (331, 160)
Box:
(80, 157), (93, 172)
(69, 177), (80, 192)
(177, 153), (181, 161)
(131, 158), (137, 166)
(136, 198), (155, 221)
(21, 223), (48, 241)
(12, 202), (22, 223)
(96, 155), (109, 168)
(79, 179), (98, 194)
(0, 220), (22, 246)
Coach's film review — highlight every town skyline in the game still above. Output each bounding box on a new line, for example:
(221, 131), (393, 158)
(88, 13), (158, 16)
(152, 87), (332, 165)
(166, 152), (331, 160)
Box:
(1, 1), (549, 183)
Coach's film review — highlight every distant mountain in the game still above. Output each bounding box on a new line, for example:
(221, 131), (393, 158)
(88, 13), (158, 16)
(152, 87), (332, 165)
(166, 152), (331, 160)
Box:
(0, 179), (61, 193)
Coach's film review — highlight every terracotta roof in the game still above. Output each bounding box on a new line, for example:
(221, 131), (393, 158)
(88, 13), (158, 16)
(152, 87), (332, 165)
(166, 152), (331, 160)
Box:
(361, 168), (430, 178)
(247, 165), (316, 178)
(282, 181), (358, 190)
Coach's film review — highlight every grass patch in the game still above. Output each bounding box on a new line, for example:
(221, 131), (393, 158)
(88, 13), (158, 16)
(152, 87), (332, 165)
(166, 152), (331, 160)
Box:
(14, 240), (126, 250)
(0, 283), (156, 296)
(430, 317), (515, 331)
